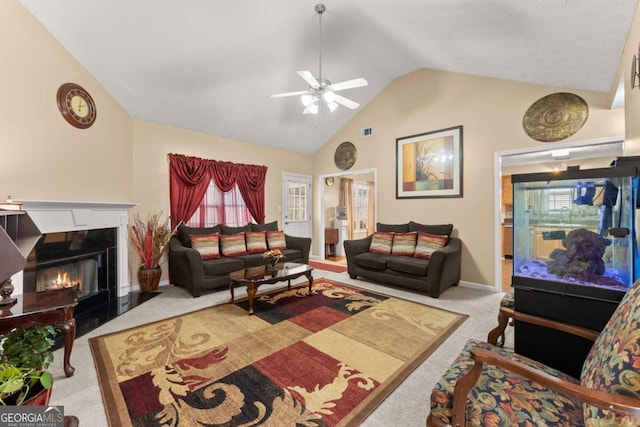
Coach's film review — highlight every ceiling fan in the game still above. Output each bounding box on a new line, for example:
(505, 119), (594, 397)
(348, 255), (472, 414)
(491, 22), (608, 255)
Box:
(270, 4), (368, 115)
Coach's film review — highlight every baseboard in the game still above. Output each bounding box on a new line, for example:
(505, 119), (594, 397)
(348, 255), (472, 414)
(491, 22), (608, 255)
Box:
(458, 280), (498, 292)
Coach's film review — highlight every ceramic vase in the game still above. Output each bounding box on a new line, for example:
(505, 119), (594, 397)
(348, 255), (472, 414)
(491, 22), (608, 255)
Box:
(138, 267), (162, 292)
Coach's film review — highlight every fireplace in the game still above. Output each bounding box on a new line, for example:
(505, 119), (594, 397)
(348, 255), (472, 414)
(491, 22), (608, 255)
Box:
(22, 228), (117, 311)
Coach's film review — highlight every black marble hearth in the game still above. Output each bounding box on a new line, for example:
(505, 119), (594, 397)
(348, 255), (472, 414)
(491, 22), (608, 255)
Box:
(52, 290), (159, 350)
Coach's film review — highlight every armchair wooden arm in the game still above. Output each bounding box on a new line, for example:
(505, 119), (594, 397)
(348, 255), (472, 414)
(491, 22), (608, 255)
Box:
(450, 347), (640, 427)
(507, 307), (600, 341)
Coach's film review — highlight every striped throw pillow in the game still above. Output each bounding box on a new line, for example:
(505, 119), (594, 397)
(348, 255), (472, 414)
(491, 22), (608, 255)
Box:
(220, 232), (248, 257)
(414, 231), (448, 259)
(245, 231), (268, 253)
(392, 231), (417, 256)
(190, 233), (220, 260)
(266, 231), (287, 250)
(369, 232), (394, 254)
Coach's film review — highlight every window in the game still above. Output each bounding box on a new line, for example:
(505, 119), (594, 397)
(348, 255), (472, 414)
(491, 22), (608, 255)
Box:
(287, 182), (307, 222)
(353, 181), (369, 230)
(187, 181), (253, 227)
(548, 188), (573, 212)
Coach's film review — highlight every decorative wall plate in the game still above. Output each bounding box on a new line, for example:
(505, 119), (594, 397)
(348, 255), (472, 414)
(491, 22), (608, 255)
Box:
(334, 141), (357, 170)
(522, 92), (588, 142)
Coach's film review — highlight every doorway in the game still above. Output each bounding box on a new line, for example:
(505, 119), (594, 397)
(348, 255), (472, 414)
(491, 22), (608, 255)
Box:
(494, 136), (625, 292)
(318, 168), (377, 261)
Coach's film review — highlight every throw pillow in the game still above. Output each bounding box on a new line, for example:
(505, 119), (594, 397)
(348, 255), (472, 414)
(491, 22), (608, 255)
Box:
(178, 224), (221, 247)
(220, 232), (248, 257)
(392, 231), (417, 256)
(414, 231), (448, 259)
(369, 232), (394, 254)
(245, 231), (268, 253)
(190, 233), (221, 260)
(266, 230), (287, 250)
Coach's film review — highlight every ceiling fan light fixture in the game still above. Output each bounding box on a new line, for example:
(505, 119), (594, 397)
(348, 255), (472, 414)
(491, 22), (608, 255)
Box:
(323, 90), (336, 103)
(270, 4), (368, 115)
(301, 93), (313, 106)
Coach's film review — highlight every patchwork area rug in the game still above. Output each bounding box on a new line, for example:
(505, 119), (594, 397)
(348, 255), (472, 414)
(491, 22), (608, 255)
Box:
(89, 278), (467, 426)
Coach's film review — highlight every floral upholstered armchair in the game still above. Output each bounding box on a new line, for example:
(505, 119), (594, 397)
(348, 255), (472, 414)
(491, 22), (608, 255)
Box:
(427, 278), (640, 427)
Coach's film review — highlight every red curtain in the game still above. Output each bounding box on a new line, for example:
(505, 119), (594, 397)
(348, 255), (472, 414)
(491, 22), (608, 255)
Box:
(168, 153), (268, 226)
(169, 154), (211, 228)
(237, 164), (267, 224)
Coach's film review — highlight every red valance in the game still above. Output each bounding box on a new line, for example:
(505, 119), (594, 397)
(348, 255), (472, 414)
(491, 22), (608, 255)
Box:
(168, 153), (267, 227)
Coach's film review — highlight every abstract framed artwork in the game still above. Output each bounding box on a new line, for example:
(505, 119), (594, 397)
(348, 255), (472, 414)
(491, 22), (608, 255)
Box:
(396, 125), (463, 199)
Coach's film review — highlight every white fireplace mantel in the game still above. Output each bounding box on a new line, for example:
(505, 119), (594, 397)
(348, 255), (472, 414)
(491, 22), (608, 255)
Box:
(14, 200), (137, 297)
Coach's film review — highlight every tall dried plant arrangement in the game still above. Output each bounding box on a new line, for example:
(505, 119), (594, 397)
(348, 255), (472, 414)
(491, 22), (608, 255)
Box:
(128, 212), (178, 269)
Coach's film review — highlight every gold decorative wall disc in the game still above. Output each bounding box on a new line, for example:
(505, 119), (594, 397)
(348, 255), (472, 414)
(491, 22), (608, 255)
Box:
(334, 141), (357, 170)
(522, 92), (588, 142)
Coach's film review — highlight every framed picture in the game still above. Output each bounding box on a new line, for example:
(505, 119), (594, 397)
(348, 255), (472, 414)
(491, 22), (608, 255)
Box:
(396, 125), (463, 199)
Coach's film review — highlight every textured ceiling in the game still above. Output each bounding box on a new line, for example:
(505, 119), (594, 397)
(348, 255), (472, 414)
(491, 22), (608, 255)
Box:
(20, 0), (638, 154)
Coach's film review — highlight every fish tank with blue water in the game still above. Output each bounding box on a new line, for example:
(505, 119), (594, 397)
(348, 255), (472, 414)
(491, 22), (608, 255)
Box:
(511, 158), (640, 303)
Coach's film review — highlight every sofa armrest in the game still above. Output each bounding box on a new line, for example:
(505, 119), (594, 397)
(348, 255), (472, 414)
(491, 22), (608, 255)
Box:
(168, 236), (206, 297)
(285, 234), (311, 263)
(344, 235), (373, 278)
(426, 237), (462, 297)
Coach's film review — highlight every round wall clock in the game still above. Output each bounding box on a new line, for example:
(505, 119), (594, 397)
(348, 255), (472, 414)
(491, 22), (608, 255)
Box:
(56, 83), (97, 129)
(325, 177), (334, 186)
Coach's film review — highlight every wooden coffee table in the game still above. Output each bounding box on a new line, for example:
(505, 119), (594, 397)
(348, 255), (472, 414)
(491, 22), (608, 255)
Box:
(229, 262), (313, 315)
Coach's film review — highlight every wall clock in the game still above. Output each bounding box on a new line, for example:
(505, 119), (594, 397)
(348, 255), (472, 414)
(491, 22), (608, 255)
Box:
(325, 177), (334, 186)
(56, 83), (97, 129)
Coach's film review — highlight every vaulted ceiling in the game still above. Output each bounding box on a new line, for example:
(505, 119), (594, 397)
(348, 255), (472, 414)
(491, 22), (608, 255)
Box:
(20, 0), (638, 154)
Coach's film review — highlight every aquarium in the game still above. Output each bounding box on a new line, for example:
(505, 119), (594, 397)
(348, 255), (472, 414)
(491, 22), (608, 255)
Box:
(511, 161), (640, 302)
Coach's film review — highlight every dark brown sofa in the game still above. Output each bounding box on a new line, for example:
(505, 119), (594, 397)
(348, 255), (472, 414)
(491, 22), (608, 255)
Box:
(344, 221), (461, 298)
(169, 221), (311, 297)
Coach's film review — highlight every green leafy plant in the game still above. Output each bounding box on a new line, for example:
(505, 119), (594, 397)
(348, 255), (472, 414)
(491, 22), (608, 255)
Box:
(0, 325), (57, 405)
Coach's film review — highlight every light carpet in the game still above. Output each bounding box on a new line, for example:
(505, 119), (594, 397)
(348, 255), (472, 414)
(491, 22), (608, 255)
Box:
(89, 278), (467, 426)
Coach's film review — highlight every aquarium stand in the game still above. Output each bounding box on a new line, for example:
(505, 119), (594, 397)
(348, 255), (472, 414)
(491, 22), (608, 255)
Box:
(513, 278), (623, 379)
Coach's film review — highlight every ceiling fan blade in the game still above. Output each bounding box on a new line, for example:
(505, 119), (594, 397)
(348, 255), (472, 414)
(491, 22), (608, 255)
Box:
(333, 94), (359, 109)
(327, 78), (368, 92)
(297, 70), (320, 88)
(270, 90), (309, 98)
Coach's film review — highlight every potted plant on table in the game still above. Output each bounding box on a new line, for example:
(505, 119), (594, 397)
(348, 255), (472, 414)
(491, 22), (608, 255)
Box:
(128, 212), (178, 292)
(263, 249), (284, 271)
(0, 325), (57, 405)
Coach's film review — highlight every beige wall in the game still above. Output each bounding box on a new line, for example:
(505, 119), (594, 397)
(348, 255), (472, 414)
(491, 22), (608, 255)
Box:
(312, 69), (624, 286)
(0, 0), (133, 202)
(623, 3), (640, 153)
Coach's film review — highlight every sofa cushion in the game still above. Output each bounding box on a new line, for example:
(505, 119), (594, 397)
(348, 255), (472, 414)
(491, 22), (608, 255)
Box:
(220, 224), (252, 235)
(250, 221), (279, 232)
(245, 231), (268, 253)
(266, 231), (287, 250)
(190, 233), (221, 260)
(240, 253), (268, 268)
(369, 232), (394, 254)
(220, 233), (248, 257)
(414, 231), (448, 259)
(391, 231), (417, 256)
(376, 222), (409, 233)
(408, 221), (453, 238)
(177, 224), (221, 247)
(202, 257), (244, 276)
(354, 252), (391, 270)
(387, 255), (429, 276)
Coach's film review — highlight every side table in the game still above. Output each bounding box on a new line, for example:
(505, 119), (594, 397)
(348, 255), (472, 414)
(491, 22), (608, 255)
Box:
(0, 287), (78, 377)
